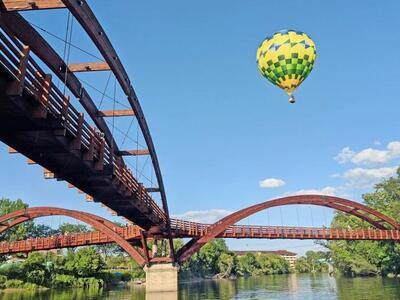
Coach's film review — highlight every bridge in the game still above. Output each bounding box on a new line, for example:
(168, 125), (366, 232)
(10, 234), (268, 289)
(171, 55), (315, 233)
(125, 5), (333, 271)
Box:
(0, 1), (398, 294)
(1, 219), (400, 256)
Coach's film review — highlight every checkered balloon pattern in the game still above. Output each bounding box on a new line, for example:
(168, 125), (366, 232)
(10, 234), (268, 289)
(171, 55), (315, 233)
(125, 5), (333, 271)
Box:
(256, 29), (316, 96)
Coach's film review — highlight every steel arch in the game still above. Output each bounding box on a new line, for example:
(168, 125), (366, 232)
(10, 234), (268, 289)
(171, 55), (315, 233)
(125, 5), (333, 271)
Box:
(177, 195), (400, 263)
(0, 207), (146, 266)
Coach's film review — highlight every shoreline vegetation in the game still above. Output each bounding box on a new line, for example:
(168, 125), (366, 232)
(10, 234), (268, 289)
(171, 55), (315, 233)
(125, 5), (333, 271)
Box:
(1, 169), (400, 291)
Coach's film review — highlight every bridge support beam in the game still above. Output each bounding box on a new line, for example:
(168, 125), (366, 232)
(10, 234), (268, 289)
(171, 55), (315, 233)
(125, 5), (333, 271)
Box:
(144, 263), (178, 293)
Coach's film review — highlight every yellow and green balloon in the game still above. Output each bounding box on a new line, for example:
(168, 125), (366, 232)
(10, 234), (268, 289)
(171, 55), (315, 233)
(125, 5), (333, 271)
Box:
(256, 29), (316, 103)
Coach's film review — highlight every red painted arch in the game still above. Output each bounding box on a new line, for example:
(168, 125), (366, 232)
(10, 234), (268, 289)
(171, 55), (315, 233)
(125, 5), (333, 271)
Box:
(0, 207), (147, 266)
(177, 195), (400, 263)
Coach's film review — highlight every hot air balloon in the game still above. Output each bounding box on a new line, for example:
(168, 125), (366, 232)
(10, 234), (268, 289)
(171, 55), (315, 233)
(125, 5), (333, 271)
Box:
(256, 29), (316, 103)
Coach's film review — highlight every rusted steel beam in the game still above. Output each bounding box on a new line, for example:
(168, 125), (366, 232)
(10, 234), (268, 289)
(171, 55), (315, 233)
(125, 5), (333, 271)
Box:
(0, 0), (65, 11)
(68, 62), (110, 72)
(97, 109), (135, 117)
(118, 149), (150, 156)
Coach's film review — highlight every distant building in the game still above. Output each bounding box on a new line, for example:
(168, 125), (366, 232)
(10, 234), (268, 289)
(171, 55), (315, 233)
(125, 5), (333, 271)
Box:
(232, 250), (297, 269)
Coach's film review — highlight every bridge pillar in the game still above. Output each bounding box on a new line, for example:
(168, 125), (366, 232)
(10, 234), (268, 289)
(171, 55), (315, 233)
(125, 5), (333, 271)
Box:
(144, 263), (178, 293)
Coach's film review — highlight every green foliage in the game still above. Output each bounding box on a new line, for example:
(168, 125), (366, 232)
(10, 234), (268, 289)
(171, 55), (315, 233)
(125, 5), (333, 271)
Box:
(4, 279), (28, 289)
(237, 253), (258, 276)
(294, 251), (329, 273)
(0, 262), (23, 279)
(30, 224), (60, 238)
(181, 239), (292, 278)
(75, 277), (103, 288)
(0, 198), (33, 242)
(59, 223), (89, 234)
(128, 259), (145, 279)
(64, 247), (105, 277)
(0, 275), (7, 289)
(295, 257), (310, 273)
(328, 168), (400, 277)
(182, 239), (230, 277)
(218, 253), (236, 275)
(256, 254), (290, 275)
(51, 274), (76, 288)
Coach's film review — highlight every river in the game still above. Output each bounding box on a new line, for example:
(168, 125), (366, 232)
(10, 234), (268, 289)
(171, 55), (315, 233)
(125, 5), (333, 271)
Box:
(1, 274), (400, 299)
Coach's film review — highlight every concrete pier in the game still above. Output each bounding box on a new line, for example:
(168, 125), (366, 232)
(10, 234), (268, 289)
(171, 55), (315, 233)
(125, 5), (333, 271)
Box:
(144, 263), (178, 293)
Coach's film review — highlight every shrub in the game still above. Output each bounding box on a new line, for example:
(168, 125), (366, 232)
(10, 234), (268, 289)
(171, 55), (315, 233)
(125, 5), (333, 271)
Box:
(26, 269), (46, 285)
(75, 277), (103, 288)
(22, 282), (40, 289)
(5, 279), (25, 288)
(0, 275), (7, 289)
(51, 274), (77, 288)
(0, 262), (23, 279)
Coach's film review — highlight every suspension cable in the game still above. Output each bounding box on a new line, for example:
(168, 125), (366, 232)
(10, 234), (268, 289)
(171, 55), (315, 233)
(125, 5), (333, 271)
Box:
(135, 122), (139, 178)
(28, 21), (105, 62)
(309, 206), (315, 227)
(58, 11), (71, 89)
(98, 71), (112, 109)
(111, 76), (117, 165)
(78, 77), (131, 109)
(121, 118), (135, 147)
(62, 14), (73, 95)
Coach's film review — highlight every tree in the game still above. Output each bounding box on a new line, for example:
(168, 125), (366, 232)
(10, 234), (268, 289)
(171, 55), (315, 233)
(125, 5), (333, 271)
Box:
(30, 224), (60, 238)
(22, 252), (54, 286)
(304, 251), (328, 273)
(0, 198), (33, 241)
(59, 223), (89, 234)
(182, 239), (232, 277)
(295, 257), (311, 273)
(237, 253), (258, 276)
(217, 253), (236, 277)
(328, 168), (400, 276)
(64, 247), (105, 277)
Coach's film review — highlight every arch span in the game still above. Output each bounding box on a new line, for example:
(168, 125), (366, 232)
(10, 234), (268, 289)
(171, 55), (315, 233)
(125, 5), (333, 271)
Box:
(177, 195), (400, 263)
(0, 207), (147, 266)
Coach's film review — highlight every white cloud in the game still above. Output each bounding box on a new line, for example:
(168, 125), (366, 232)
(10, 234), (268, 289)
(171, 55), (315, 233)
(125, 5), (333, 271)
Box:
(283, 186), (337, 197)
(334, 147), (355, 164)
(343, 166), (397, 188)
(259, 178), (286, 188)
(334, 141), (400, 165)
(172, 209), (232, 223)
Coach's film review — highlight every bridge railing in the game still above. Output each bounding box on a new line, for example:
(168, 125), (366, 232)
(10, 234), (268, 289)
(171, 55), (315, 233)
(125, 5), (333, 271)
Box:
(0, 28), (166, 223)
(169, 219), (400, 240)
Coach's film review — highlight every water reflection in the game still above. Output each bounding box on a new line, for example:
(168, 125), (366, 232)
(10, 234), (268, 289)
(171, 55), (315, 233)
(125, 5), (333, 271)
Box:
(2, 274), (400, 299)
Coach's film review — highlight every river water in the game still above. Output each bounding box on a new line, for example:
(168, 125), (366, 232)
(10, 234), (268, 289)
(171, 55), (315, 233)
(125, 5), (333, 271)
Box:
(2, 274), (400, 300)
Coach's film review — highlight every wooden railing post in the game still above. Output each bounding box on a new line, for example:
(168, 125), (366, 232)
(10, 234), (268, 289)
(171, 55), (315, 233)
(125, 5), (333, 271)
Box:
(7, 45), (29, 96)
(32, 73), (51, 118)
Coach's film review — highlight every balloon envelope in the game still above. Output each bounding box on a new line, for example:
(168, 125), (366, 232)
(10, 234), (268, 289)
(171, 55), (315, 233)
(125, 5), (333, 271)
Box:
(256, 29), (316, 99)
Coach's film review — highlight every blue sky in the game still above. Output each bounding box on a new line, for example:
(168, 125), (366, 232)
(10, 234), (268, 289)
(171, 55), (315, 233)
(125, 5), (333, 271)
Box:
(1, 0), (400, 255)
